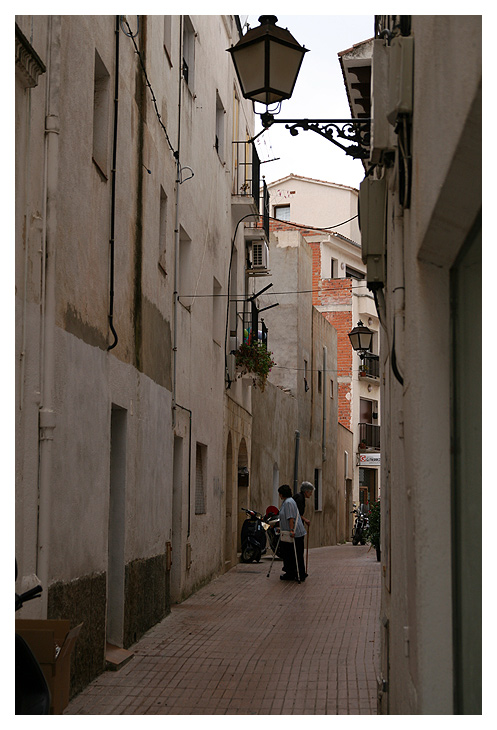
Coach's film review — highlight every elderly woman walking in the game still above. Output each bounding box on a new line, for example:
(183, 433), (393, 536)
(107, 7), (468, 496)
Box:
(277, 484), (307, 582)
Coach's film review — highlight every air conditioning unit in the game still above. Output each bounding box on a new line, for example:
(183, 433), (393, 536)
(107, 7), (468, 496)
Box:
(251, 240), (269, 269)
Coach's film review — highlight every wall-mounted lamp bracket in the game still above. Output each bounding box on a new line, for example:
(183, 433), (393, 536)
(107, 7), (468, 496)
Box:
(260, 113), (371, 159)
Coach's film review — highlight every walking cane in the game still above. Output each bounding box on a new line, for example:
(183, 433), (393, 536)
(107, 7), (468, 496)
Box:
(305, 524), (310, 575)
(293, 537), (301, 583)
(267, 532), (282, 578)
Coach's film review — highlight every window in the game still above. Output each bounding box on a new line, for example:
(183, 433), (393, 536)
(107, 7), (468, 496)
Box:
(274, 204), (290, 221)
(215, 92), (225, 161)
(330, 258), (338, 278)
(345, 265), (365, 280)
(163, 16), (172, 64)
(195, 443), (207, 514)
(179, 227), (192, 309)
(92, 50), (110, 176)
(318, 370), (322, 394)
(182, 16), (195, 90)
(330, 378), (334, 398)
(314, 468), (322, 511)
(304, 359), (309, 392)
(158, 187), (167, 275)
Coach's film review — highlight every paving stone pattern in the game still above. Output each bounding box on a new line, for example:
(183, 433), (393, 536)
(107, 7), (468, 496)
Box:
(65, 544), (381, 715)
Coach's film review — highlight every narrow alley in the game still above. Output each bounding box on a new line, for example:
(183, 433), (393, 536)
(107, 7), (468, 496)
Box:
(65, 544), (380, 715)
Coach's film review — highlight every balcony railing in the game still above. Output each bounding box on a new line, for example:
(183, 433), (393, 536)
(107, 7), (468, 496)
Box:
(232, 140), (260, 204)
(242, 313), (268, 348)
(359, 354), (379, 379)
(358, 423), (380, 450)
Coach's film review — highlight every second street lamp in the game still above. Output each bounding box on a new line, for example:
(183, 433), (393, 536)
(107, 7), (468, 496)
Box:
(227, 16), (370, 159)
(348, 320), (374, 358)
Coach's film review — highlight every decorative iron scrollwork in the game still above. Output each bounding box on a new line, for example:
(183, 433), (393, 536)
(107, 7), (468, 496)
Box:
(283, 119), (371, 159)
(257, 113), (371, 159)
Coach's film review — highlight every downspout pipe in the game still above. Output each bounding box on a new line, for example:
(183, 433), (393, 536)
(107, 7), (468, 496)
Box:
(108, 15), (120, 351)
(293, 430), (300, 493)
(37, 15), (61, 613)
(172, 16), (183, 429)
(322, 346), (327, 461)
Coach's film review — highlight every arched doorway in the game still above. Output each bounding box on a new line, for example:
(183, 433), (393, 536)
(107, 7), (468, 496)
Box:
(224, 433), (234, 570)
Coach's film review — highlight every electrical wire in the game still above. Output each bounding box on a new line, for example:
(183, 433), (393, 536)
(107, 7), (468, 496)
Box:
(122, 17), (176, 158)
(274, 364), (371, 375)
(263, 212), (359, 232)
(179, 280), (373, 300)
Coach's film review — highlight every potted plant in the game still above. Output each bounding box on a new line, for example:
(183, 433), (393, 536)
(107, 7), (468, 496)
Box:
(233, 340), (276, 392)
(365, 499), (381, 561)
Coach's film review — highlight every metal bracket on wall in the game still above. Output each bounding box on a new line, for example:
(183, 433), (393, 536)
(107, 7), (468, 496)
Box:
(259, 114), (371, 159)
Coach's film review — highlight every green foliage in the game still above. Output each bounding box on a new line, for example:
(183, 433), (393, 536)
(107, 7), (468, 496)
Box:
(365, 499), (380, 550)
(234, 340), (276, 392)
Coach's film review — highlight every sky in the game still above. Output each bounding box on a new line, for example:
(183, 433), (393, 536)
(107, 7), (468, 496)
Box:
(244, 14), (374, 191)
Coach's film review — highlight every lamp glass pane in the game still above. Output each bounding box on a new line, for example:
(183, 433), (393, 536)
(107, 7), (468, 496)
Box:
(232, 43), (265, 98)
(349, 332), (360, 350)
(268, 41), (304, 97)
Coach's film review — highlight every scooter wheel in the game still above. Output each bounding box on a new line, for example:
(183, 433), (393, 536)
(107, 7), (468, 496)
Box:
(241, 546), (261, 563)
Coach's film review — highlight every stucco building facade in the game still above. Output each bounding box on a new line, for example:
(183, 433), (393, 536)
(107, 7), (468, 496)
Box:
(15, 14), (347, 701)
(341, 14), (482, 714)
(248, 227), (340, 547)
(266, 175), (381, 514)
(15, 13), (262, 694)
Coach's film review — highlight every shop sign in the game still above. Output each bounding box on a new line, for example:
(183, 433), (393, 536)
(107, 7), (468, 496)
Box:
(359, 453), (381, 466)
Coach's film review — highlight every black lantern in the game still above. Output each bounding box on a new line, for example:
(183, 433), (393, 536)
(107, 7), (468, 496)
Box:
(348, 321), (374, 356)
(227, 15), (308, 107)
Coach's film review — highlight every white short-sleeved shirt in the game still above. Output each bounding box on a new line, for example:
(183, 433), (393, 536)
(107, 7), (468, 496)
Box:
(279, 497), (306, 538)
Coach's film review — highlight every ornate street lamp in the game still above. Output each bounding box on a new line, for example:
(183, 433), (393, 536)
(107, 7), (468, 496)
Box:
(227, 16), (370, 158)
(348, 321), (374, 358)
(227, 15), (308, 107)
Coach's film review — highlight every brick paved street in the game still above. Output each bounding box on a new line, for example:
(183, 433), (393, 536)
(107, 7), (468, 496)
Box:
(65, 544), (381, 715)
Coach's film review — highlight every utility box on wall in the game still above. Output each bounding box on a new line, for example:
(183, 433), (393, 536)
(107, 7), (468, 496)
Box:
(387, 35), (414, 125)
(370, 39), (396, 163)
(359, 177), (387, 288)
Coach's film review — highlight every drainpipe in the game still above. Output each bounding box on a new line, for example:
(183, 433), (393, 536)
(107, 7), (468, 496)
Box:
(293, 430), (300, 493)
(322, 346), (327, 461)
(391, 205), (406, 383)
(172, 17), (183, 429)
(107, 16), (120, 351)
(37, 15), (61, 613)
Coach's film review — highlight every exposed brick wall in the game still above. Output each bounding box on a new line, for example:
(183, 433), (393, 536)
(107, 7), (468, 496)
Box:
(258, 218), (354, 429)
(321, 309), (353, 430)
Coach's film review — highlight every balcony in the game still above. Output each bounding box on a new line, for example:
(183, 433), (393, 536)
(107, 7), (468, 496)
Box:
(358, 423), (380, 451)
(359, 354), (379, 382)
(232, 141), (267, 225)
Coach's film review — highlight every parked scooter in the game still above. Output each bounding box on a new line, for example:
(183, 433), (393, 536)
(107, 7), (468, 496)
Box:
(240, 505), (282, 563)
(262, 506), (282, 558)
(240, 508), (267, 562)
(15, 564), (50, 714)
(351, 503), (369, 545)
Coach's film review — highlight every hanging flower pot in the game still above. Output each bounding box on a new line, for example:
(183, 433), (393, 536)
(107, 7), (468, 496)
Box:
(233, 340), (276, 392)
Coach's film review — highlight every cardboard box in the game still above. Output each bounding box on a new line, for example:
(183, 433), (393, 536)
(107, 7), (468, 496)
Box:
(15, 619), (83, 714)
